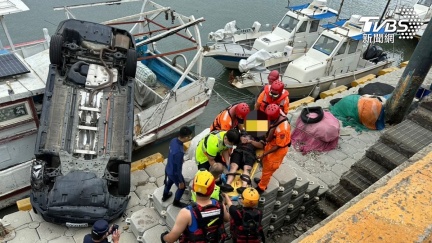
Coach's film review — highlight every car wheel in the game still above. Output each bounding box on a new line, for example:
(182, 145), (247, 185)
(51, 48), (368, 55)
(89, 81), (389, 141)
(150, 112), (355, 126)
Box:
(124, 49), (137, 79)
(50, 34), (64, 65)
(118, 164), (131, 196)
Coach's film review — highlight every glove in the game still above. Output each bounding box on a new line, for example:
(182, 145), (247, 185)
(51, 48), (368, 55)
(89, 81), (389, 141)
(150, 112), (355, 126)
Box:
(160, 231), (169, 243)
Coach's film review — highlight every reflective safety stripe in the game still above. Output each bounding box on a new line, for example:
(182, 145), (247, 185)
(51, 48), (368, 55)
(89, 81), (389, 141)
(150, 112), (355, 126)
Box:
(201, 131), (224, 156)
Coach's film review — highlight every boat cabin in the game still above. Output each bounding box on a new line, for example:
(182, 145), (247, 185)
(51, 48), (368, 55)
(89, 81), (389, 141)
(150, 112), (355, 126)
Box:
(414, 0), (432, 21)
(285, 15), (375, 83)
(252, 0), (338, 54)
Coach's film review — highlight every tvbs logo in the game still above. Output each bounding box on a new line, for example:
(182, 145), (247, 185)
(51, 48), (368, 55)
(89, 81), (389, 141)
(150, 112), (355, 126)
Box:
(359, 7), (422, 39)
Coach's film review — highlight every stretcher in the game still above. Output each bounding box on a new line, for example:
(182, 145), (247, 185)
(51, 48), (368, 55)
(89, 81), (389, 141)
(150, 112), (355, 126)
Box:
(226, 149), (263, 198)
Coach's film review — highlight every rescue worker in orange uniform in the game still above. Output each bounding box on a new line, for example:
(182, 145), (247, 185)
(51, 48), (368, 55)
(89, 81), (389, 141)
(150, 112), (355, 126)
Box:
(258, 70), (280, 94)
(254, 104), (291, 193)
(254, 80), (289, 115)
(210, 103), (250, 132)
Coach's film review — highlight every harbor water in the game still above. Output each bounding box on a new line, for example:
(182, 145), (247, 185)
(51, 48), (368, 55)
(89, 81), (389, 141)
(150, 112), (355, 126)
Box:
(0, 0), (419, 216)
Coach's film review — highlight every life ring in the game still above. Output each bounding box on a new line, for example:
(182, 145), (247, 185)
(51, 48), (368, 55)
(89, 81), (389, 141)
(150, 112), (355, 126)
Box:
(300, 106), (324, 124)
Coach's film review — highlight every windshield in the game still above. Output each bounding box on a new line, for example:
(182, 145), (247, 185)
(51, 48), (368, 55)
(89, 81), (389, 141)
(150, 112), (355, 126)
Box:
(417, 0), (432, 7)
(278, 15), (299, 33)
(312, 35), (339, 55)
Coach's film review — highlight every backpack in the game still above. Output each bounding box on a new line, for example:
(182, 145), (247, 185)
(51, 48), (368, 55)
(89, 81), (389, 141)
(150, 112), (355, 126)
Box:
(180, 201), (227, 243)
(231, 207), (263, 243)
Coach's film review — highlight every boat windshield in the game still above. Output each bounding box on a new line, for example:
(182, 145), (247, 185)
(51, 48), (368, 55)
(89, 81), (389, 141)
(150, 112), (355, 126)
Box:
(278, 15), (299, 32)
(417, 0), (432, 7)
(312, 35), (339, 55)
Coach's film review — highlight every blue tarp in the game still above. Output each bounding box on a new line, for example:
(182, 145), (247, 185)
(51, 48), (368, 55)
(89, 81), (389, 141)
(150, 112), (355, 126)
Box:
(288, 3), (309, 10)
(310, 11), (338, 20)
(322, 19), (348, 29)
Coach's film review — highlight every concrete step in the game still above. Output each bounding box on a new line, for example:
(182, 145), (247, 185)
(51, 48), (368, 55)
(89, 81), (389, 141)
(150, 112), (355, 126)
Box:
(381, 120), (432, 157)
(407, 106), (432, 132)
(340, 169), (373, 195)
(366, 142), (408, 170)
(352, 156), (390, 183)
(314, 199), (339, 219)
(325, 183), (356, 207)
(418, 96), (432, 112)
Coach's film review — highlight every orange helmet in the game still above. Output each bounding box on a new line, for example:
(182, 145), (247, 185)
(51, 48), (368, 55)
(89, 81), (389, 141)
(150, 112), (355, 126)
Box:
(241, 188), (260, 207)
(192, 169), (215, 197)
(265, 104), (280, 121)
(235, 103), (250, 120)
(269, 81), (284, 98)
(267, 70), (279, 84)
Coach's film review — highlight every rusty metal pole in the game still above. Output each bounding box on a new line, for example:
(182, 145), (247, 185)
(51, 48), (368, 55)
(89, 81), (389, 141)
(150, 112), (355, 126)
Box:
(386, 21), (432, 124)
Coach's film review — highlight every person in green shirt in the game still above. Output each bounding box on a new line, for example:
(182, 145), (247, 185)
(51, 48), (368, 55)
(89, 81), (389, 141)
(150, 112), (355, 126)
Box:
(195, 129), (240, 171)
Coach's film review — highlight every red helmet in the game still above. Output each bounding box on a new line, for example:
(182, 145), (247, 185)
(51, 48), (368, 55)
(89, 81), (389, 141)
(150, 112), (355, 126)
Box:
(265, 104), (280, 121)
(270, 80), (284, 97)
(235, 103), (250, 119)
(268, 70), (279, 84)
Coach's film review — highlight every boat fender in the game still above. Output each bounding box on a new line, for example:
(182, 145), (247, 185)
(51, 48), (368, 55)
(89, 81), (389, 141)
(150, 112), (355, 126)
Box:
(329, 81), (337, 89)
(311, 85), (320, 99)
(300, 106), (324, 124)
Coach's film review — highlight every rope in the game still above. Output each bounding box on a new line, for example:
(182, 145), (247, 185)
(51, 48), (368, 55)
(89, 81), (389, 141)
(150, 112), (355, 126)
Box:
(156, 92), (171, 133)
(212, 89), (232, 106)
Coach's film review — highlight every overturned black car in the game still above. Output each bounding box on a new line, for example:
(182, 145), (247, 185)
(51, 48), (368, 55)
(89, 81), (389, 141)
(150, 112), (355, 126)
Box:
(31, 19), (137, 225)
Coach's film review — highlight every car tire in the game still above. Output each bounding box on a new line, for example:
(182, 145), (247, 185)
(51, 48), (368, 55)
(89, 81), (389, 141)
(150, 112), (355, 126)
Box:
(124, 49), (137, 79)
(118, 164), (131, 196)
(49, 35), (64, 66)
(300, 106), (324, 124)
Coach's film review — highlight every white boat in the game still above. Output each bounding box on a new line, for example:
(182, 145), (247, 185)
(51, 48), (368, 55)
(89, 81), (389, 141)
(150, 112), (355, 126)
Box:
(387, 0), (432, 39)
(203, 0), (338, 70)
(0, 0), (214, 210)
(0, 0), (51, 210)
(230, 15), (394, 99)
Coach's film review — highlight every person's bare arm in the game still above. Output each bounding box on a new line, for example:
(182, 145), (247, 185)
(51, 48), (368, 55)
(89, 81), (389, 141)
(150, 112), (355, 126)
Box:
(223, 193), (233, 208)
(254, 102), (260, 110)
(163, 209), (190, 243)
(221, 202), (230, 222)
(205, 154), (216, 166)
(262, 145), (279, 158)
(222, 149), (231, 166)
(248, 139), (264, 149)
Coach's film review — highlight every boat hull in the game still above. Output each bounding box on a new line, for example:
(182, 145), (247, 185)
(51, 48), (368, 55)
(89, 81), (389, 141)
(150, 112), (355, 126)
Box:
(244, 62), (392, 99)
(204, 53), (247, 69)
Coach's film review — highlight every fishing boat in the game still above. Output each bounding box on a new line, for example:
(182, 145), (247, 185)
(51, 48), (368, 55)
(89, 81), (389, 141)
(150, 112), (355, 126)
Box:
(230, 14), (393, 99)
(0, 0), (51, 210)
(387, 0), (432, 39)
(203, 0), (338, 70)
(0, 0), (215, 210)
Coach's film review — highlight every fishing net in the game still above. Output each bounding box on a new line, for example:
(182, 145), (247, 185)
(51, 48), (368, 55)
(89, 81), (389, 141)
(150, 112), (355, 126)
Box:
(330, 94), (367, 132)
(291, 110), (340, 155)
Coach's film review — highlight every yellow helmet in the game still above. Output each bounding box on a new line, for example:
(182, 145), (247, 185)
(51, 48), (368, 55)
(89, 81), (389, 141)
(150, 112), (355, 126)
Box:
(241, 188), (260, 207)
(192, 169), (215, 197)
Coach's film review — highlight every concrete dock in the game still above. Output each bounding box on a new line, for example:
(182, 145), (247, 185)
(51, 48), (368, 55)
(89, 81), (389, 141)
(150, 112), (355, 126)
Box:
(2, 65), (432, 242)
